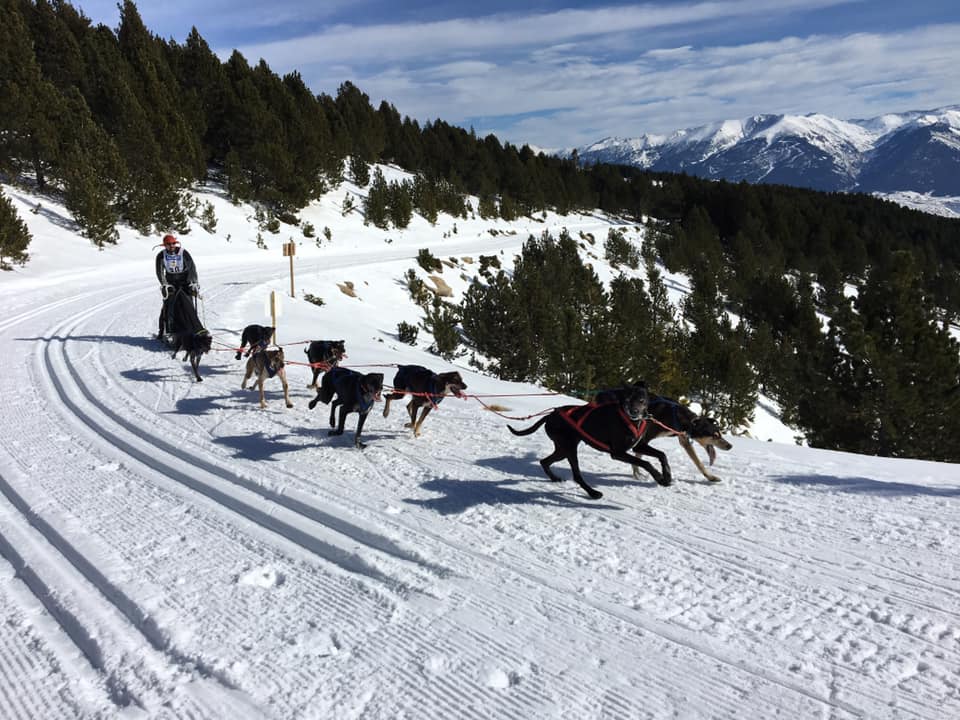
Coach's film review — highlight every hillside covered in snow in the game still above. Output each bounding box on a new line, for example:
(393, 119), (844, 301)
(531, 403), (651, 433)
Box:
(1, 173), (958, 719)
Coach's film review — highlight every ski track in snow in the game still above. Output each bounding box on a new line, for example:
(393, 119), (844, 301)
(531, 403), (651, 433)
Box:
(1, 253), (959, 719)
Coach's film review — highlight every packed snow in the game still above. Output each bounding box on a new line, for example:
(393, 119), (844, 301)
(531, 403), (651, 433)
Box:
(1, 172), (958, 719)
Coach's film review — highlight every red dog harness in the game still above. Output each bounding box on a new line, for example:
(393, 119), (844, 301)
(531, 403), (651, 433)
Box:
(557, 402), (646, 451)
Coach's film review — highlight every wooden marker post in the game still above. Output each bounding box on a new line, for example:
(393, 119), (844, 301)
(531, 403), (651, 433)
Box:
(269, 290), (281, 345)
(283, 241), (296, 297)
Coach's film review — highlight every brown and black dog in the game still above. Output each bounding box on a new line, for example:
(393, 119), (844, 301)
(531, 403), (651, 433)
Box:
(241, 347), (293, 409)
(171, 329), (212, 382)
(308, 366), (383, 448)
(235, 324), (275, 360)
(629, 396), (733, 483)
(304, 340), (346, 388)
(508, 383), (662, 500)
(382, 364), (467, 437)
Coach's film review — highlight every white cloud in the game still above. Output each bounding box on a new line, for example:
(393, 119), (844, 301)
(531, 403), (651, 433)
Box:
(342, 23), (960, 149)
(75, 0), (956, 149)
(230, 0), (863, 68)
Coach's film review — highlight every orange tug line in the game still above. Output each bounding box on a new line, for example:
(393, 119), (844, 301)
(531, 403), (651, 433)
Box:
(208, 335), (570, 420)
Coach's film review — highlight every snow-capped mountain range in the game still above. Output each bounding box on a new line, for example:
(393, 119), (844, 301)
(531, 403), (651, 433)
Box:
(567, 106), (960, 208)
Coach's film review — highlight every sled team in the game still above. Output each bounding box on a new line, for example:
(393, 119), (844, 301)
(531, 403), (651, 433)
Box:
(155, 234), (731, 499)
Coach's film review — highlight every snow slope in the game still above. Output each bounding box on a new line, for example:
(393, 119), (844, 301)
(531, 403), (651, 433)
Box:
(0, 176), (958, 719)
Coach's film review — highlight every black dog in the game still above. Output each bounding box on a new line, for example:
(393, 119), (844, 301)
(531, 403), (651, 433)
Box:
(304, 340), (346, 388)
(382, 365), (468, 437)
(308, 367), (383, 448)
(236, 325), (275, 360)
(171, 329), (213, 382)
(508, 383), (663, 500)
(630, 396), (733, 483)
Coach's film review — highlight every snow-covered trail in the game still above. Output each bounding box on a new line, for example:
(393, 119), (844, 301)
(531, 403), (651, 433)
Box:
(1, 253), (959, 719)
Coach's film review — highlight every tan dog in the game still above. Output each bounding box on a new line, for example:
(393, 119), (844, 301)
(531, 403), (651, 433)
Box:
(241, 348), (293, 409)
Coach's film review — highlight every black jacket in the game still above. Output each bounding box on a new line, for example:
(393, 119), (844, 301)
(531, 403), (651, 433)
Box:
(156, 248), (198, 287)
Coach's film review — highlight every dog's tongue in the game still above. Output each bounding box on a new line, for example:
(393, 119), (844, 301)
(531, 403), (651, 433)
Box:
(707, 445), (716, 466)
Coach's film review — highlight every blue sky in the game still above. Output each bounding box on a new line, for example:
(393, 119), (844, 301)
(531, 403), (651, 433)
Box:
(75, 1), (959, 149)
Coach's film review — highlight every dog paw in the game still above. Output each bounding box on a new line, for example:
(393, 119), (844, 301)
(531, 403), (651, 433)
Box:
(587, 489), (603, 500)
(706, 474), (721, 482)
(286, 402), (293, 409)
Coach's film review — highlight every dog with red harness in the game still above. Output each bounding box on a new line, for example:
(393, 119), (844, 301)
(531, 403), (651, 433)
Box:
(507, 382), (664, 499)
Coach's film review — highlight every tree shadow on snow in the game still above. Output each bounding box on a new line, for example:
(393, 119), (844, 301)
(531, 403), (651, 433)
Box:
(771, 474), (960, 497)
(7, 190), (77, 232)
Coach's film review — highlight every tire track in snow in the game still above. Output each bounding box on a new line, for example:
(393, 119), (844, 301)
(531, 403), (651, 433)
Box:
(0, 550), (108, 719)
(46, 289), (441, 596)
(375, 439), (960, 720)
(0, 460), (259, 718)
(354, 448), (862, 719)
(2, 281), (406, 715)
(25, 279), (527, 715)
(47, 272), (805, 717)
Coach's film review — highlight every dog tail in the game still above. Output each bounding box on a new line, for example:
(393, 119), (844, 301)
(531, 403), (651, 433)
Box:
(507, 415), (550, 436)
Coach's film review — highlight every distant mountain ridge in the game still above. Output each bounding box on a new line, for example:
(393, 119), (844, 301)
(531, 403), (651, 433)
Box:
(566, 106), (960, 199)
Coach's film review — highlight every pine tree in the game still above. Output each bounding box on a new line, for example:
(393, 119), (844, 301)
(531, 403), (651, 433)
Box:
(117, 1), (203, 180)
(388, 179), (414, 228)
(0, 0), (62, 188)
(58, 87), (124, 245)
(803, 250), (960, 460)
(679, 265), (757, 426)
(334, 81), (385, 162)
(460, 272), (519, 377)
(363, 168), (389, 228)
(0, 189), (31, 269)
(349, 155), (370, 186)
(224, 149), (252, 203)
(478, 194), (498, 219)
(424, 297), (460, 360)
(79, 23), (175, 231)
(411, 175), (438, 224)
(169, 27), (226, 163)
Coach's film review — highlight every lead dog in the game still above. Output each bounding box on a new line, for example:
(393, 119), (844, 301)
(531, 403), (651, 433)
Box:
(170, 329), (212, 382)
(241, 347), (293, 409)
(308, 367), (383, 448)
(508, 383), (661, 500)
(630, 396), (733, 483)
(382, 364), (467, 437)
